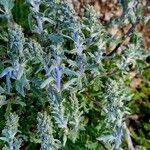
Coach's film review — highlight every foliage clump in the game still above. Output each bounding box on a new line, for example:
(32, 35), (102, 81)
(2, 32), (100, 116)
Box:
(0, 0), (149, 149)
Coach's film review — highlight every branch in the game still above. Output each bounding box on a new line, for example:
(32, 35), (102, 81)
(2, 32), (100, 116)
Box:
(82, 91), (103, 109)
(113, 124), (123, 150)
(106, 18), (140, 57)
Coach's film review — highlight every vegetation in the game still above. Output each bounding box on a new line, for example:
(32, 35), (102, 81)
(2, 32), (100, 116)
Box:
(0, 0), (149, 149)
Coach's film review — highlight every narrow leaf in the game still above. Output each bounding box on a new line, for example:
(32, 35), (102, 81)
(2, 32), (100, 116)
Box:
(63, 78), (77, 90)
(40, 77), (54, 89)
(0, 67), (12, 78)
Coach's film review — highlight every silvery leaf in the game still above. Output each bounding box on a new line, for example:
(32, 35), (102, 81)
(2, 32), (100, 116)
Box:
(40, 77), (54, 89)
(0, 67), (13, 78)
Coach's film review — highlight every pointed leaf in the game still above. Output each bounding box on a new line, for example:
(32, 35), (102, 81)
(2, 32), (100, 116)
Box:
(0, 137), (9, 142)
(63, 78), (77, 90)
(0, 67), (12, 78)
(40, 77), (54, 89)
(63, 68), (78, 76)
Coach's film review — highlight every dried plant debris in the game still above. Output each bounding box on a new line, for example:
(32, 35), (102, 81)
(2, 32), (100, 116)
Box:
(67, 0), (122, 21)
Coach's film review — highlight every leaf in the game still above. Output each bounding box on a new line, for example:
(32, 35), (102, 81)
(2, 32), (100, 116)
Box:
(5, 103), (12, 117)
(77, 77), (82, 90)
(63, 134), (67, 147)
(14, 99), (26, 107)
(63, 78), (77, 90)
(0, 14), (7, 18)
(16, 66), (24, 80)
(61, 34), (74, 41)
(40, 77), (54, 89)
(15, 76), (30, 96)
(28, 13), (36, 33)
(6, 74), (11, 93)
(42, 17), (56, 25)
(0, 86), (5, 93)
(96, 135), (115, 142)
(63, 68), (78, 76)
(0, 137), (9, 142)
(66, 59), (77, 67)
(0, 95), (7, 107)
(0, 0), (14, 11)
(0, 67), (12, 78)
(48, 33), (62, 43)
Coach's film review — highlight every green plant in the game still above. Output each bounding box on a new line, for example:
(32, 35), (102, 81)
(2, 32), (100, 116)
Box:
(0, 0), (149, 149)
(0, 113), (22, 150)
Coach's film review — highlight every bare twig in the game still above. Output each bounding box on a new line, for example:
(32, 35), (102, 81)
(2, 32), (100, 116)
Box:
(106, 18), (140, 57)
(82, 91), (103, 109)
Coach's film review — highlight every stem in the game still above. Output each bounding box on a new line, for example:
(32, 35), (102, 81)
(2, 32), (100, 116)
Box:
(106, 18), (140, 57)
(82, 91), (103, 109)
(35, 15), (43, 34)
(124, 123), (134, 150)
(30, 1), (44, 40)
(9, 142), (13, 150)
(74, 31), (84, 75)
(78, 55), (84, 75)
(55, 66), (62, 92)
(113, 124), (123, 150)
(6, 74), (11, 93)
